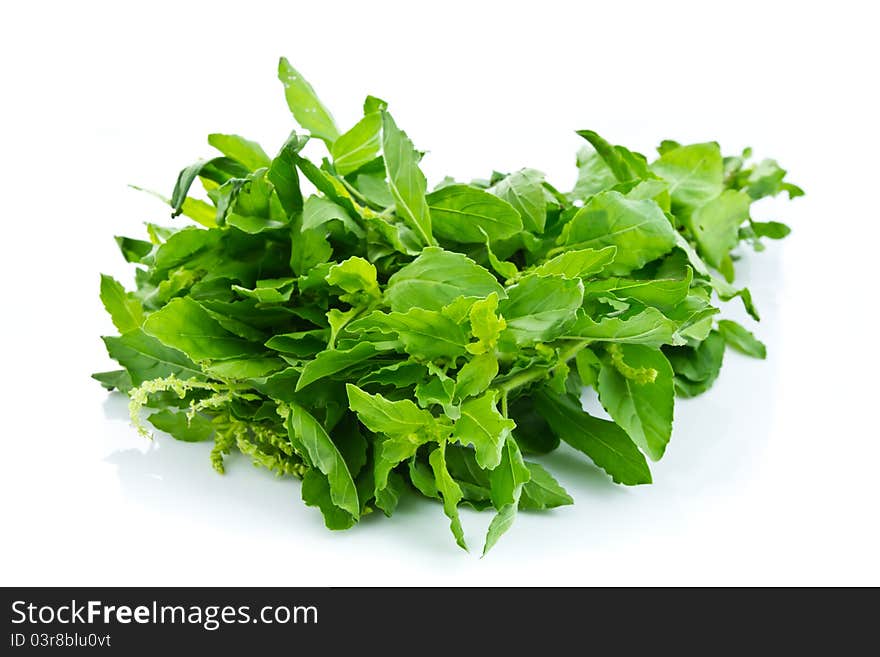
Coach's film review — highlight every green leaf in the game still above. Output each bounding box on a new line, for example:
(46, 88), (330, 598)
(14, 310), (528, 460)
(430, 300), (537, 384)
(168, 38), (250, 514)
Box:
(114, 235), (153, 263)
(143, 297), (265, 361)
(534, 391), (652, 485)
(382, 112), (434, 246)
(575, 348), (602, 388)
(373, 433), (431, 496)
(651, 142), (723, 210)
(170, 157), (249, 217)
(326, 256), (379, 301)
(750, 220), (791, 239)
(207, 133), (271, 171)
(576, 130), (639, 182)
(467, 293), (507, 355)
(532, 246), (616, 279)
(91, 369), (133, 392)
(288, 403), (359, 517)
(148, 410), (215, 442)
(332, 112), (382, 175)
(455, 352), (499, 400)
(375, 471), (405, 516)
(346, 384), (441, 437)
(717, 319), (766, 359)
(268, 131), (306, 216)
(297, 343), (377, 391)
(566, 306), (678, 347)
(452, 392), (515, 470)
(582, 269), (692, 313)
(571, 146), (618, 199)
(499, 274), (583, 345)
(489, 168), (547, 233)
(483, 436), (530, 555)
(301, 469), (357, 530)
(232, 277), (296, 304)
(99, 274), (144, 333)
(427, 184), (523, 243)
(562, 191), (676, 275)
(597, 345), (675, 461)
(489, 436), (530, 509)
(482, 229), (519, 280)
(277, 57), (339, 145)
(302, 195), (364, 237)
(102, 329), (202, 385)
(385, 247), (504, 313)
(349, 308), (467, 361)
(664, 330), (726, 397)
(688, 189), (750, 271)
(357, 361), (428, 388)
(429, 443), (468, 550)
(415, 372), (456, 412)
(204, 357), (287, 379)
(519, 462), (573, 510)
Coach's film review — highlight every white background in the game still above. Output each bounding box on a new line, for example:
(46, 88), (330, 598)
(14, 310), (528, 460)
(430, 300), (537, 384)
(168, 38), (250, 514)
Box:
(2, 1), (878, 586)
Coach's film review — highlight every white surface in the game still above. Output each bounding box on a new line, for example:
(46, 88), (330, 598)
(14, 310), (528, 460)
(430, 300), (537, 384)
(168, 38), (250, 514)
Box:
(1, 0), (878, 586)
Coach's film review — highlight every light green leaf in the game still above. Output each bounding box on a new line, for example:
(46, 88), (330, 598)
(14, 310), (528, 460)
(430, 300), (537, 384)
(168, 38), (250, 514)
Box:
(268, 131), (306, 216)
(489, 168), (547, 233)
(499, 274), (583, 345)
(143, 297), (265, 361)
(467, 292), (507, 355)
(332, 112), (382, 175)
(382, 112), (434, 246)
(651, 142), (723, 210)
(385, 247), (504, 313)
(452, 392), (515, 470)
(456, 352), (499, 400)
(297, 343), (377, 391)
(349, 308), (468, 361)
(566, 307), (679, 347)
(489, 436), (530, 509)
(207, 133), (271, 171)
(750, 220), (791, 239)
(430, 443), (468, 550)
(302, 195), (364, 237)
(232, 277), (296, 304)
(373, 433), (430, 495)
(576, 130), (640, 182)
(562, 191), (676, 275)
(598, 345), (674, 461)
(533, 246), (617, 280)
(427, 184), (523, 243)
(102, 329), (202, 385)
(483, 436), (530, 555)
(689, 189), (750, 271)
(326, 256), (379, 301)
(148, 410), (214, 443)
(582, 268), (692, 313)
(277, 57), (339, 145)
(100, 274), (144, 333)
(346, 384), (441, 437)
(204, 357), (287, 379)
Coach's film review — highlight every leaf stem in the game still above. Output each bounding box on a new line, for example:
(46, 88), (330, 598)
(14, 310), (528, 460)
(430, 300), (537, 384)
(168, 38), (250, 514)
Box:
(495, 339), (591, 396)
